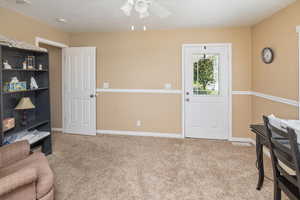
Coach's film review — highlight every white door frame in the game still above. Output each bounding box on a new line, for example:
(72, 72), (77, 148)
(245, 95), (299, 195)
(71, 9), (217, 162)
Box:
(181, 43), (232, 140)
(35, 37), (68, 132)
(297, 26), (300, 120)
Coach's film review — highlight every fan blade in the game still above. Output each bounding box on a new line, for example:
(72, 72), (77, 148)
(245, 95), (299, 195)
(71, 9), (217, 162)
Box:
(150, 0), (171, 18)
(121, 0), (134, 16)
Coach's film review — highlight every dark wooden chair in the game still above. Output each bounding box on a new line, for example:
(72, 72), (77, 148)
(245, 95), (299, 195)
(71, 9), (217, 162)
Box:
(263, 116), (300, 200)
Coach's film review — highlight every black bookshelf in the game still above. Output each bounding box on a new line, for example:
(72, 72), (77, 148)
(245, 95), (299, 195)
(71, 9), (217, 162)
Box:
(0, 45), (52, 155)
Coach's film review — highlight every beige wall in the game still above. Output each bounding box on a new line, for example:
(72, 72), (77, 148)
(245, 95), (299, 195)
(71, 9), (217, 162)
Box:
(233, 95), (252, 138)
(70, 28), (252, 91)
(251, 1), (300, 124)
(70, 28), (252, 136)
(39, 44), (63, 129)
(252, 95), (298, 122)
(3, 3), (299, 139)
(99, 93), (181, 133)
(0, 7), (69, 45)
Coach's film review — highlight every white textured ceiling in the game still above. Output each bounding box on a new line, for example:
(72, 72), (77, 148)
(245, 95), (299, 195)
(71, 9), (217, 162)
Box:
(0, 0), (296, 32)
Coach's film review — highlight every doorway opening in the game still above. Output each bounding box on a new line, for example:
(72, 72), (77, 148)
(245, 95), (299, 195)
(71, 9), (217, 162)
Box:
(36, 37), (67, 132)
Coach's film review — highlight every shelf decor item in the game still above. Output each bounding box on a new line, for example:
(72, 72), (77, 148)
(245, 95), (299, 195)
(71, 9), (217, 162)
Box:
(22, 61), (27, 70)
(3, 60), (12, 69)
(3, 118), (15, 132)
(30, 77), (39, 89)
(15, 97), (35, 126)
(38, 64), (43, 70)
(26, 56), (35, 70)
(4, 77), (27, 92)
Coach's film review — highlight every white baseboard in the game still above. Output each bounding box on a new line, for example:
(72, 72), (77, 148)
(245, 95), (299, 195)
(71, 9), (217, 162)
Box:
(52, 128), (63, 132)
(52, 128), (96, 136)
(54, 128), (256, 144)
(97, 130), (184, 139)
(229, 137), (256, 145)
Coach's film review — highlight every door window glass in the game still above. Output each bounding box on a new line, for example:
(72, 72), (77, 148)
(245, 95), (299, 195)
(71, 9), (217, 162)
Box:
(192, 54), (220, 95)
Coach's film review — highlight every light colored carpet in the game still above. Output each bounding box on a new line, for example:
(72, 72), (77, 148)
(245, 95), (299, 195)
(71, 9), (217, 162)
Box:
(47, 132), (286, 200)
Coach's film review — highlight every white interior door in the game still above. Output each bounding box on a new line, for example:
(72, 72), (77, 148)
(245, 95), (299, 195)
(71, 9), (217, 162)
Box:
(183, 44), (230, 139)
(63, 47), (96, 135)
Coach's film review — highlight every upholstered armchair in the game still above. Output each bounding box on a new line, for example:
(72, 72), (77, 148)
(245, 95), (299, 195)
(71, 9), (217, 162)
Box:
(0, 141), (54, 200)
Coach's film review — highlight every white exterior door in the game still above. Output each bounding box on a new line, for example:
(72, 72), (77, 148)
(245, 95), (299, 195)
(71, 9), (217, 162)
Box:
(63, 47), (96, 135)
(183, 44), (231, 139)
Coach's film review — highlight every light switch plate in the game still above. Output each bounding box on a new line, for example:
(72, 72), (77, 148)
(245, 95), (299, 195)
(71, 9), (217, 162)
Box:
(103, 82), (110, 89)
(136, 120), (142, 127)
(164, 83), (172, 89)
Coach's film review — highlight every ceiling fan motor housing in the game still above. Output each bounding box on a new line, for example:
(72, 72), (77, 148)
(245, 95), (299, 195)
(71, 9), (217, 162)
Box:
(135, 0), (152, 13)
(121, 0), (170, 19)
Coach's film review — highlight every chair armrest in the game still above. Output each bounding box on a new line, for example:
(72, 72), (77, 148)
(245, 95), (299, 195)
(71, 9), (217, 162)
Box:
(0, 168), (38, 197)
(0, 141), (30, 168)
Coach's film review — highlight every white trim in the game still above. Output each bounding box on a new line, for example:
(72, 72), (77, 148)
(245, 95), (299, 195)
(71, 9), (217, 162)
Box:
(62, 129), (97, 136)
(232, 91), (252, 95)
(228, 44), (233, 141)
(52, 128), (63, 132)
(182, 43), (232, 48)
(97, 130), (183, 139)
(62, 49), (66, 136)
(252, 91), (299, 107)
(229, 137), (256, 145)
(181, 45), (185, 139)
(232, 91), (299, 107)
(56, 128), (255, 143)
(35, 37), (68, 48)
(298, 26), (300, 119)
(96, 89), (298, 107)
(97, 88), (182, 94)
(182, 43), (233, 140)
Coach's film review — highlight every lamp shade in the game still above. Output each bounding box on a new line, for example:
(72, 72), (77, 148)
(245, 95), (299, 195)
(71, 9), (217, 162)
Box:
(15, 97), (35, 110)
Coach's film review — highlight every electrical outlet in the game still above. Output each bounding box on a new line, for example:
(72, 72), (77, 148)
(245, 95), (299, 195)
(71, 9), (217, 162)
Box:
(136, 120), (142, 127)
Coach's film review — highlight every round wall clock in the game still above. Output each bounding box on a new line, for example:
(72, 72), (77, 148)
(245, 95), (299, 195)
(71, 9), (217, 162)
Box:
(261, 47), (274, 64)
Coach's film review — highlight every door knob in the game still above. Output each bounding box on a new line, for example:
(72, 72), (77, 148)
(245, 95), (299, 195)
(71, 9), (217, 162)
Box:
(90, 94), (95, 98)
(186, 92), (190, 95)
(186, 98), (190, 102)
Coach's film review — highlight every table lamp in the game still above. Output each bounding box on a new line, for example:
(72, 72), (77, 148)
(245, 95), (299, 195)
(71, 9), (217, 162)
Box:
(15, 97), (35, 126)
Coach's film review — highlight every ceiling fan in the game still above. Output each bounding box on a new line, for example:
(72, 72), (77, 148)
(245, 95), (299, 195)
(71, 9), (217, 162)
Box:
(121, 0), (171, 19)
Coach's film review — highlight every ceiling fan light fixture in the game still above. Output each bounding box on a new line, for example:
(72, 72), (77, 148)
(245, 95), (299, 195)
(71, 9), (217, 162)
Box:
(120, 0), (170, 19)
(139, 10), (149, 19)
(121, 0), (134, 16)
(135, 0), (150, 13)
(56, 18), (67, 23)
(16, 0), (31, 5)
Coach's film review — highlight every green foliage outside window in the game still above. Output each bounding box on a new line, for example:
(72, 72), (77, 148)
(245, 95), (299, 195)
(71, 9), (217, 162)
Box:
(193, 57), (216, 94)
